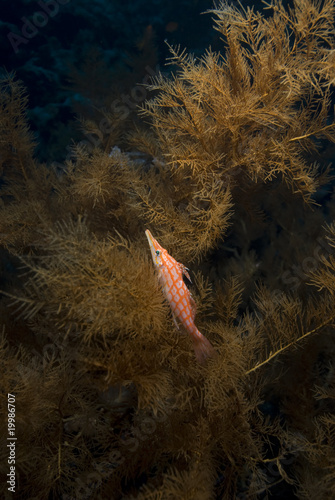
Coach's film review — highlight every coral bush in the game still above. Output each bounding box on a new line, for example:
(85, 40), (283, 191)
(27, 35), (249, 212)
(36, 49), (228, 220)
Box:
(1, 1), (335, 499)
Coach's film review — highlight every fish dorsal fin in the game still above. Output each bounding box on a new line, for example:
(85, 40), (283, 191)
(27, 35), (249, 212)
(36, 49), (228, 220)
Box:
(179, 263), (192, 283)
(179, 262), (195, 319)
(189, 294), (197, 320)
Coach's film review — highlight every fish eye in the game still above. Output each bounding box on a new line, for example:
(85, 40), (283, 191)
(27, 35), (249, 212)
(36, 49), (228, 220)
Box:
(156, 250), (160, 256)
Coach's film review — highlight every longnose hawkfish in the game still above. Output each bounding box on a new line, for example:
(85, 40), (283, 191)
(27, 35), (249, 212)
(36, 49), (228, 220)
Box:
(145, 229), (216, 363)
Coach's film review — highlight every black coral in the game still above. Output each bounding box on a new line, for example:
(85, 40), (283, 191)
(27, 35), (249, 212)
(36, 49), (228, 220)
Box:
(2, 1), (335, 499)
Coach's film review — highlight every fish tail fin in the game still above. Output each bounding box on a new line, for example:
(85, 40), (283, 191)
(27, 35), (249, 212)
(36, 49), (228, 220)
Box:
(192, 329), (216, 364)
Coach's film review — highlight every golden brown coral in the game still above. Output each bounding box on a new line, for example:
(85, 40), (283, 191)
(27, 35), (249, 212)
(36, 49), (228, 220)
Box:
(2, 1), (335, 499)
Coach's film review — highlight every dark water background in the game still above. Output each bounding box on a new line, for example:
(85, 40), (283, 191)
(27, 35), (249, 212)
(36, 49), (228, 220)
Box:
(1, 0), (221, 162)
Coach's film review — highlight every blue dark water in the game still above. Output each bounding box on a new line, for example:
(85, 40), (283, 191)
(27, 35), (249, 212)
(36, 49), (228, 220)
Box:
(1, 0), (222, 162)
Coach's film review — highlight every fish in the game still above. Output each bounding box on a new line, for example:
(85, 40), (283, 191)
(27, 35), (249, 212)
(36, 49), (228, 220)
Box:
(145, 229), (216, 363)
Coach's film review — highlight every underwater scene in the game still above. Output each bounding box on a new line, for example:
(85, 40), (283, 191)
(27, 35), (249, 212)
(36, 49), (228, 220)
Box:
(1, 0), (335, 498)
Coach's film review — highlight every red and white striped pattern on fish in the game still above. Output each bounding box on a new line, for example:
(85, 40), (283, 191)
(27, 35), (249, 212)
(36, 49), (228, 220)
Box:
(145, 229), (216, 363)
